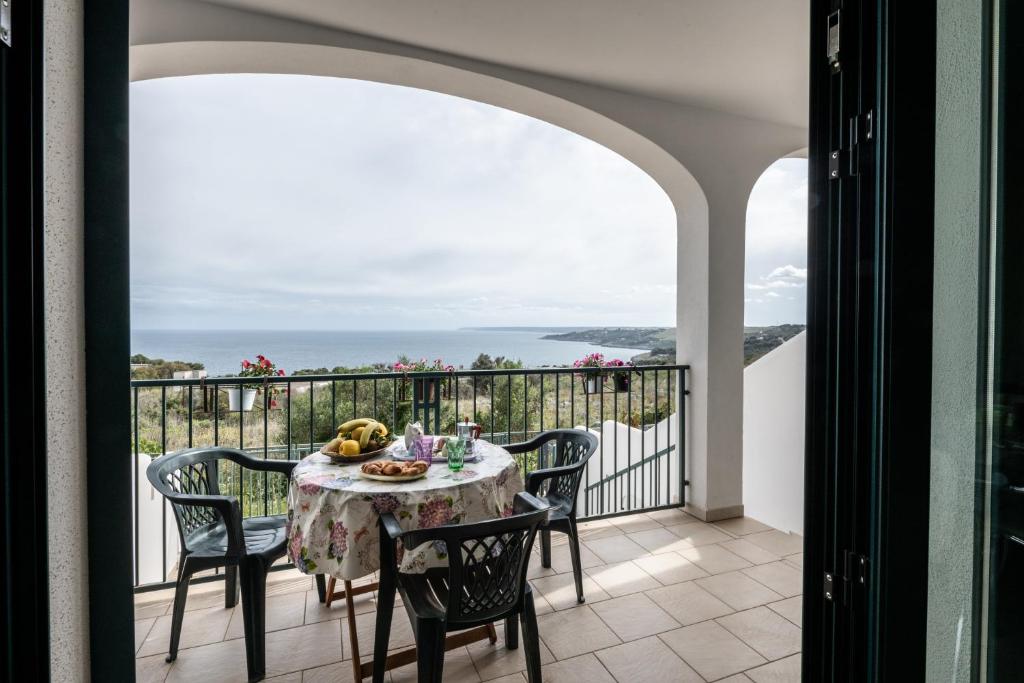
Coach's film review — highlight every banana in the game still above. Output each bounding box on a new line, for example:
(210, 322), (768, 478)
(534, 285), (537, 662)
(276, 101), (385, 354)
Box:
(338, 418), (372, 433)
(359, 420), (379, 449)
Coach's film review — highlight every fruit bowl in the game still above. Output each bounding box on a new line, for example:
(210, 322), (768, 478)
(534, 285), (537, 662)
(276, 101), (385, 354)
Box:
(320, 443), (392, 464)
(322, 417), (396, 463)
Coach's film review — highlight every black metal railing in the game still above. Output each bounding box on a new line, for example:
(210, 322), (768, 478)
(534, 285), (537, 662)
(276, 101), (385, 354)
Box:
(130, 364), (688, 590)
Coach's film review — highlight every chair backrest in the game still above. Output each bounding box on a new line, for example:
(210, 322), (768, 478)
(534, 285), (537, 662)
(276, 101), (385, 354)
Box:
(537, 429), (598, 515)
(146, 448), (227, 551)
(404, 503), (549, 625)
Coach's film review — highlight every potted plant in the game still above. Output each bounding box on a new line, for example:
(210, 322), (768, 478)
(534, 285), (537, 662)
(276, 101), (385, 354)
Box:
(604, 358), (635, 392)
(224, 355), (286, 411)
(574, 352), (606, 394)
(393, 358), (456, 401)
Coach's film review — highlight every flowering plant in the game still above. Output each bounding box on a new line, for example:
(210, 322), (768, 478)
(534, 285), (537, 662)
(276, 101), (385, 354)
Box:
(572, 352), (606, 370)
(572, 353), (634, 377)
(238, 355), (286, 403)
(392, 358), (456, 373)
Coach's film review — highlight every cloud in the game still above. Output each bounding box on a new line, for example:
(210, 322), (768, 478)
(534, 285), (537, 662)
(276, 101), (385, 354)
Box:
(130, 75), (677, 330)
(744, 158), (808, 326)
(129, 75), (807, 332)
(746, 263), (807, 291)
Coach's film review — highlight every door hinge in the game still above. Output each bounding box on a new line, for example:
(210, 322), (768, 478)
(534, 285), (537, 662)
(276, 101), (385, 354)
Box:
(825, 552), (868, 605)
(829, 110), (874, 181)
(1, 0), (11, 48)
(845, 550), (868, 586)
(827, 10), (840, 73)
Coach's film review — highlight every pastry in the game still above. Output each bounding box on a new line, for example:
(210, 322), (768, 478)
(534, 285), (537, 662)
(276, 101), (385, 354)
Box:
(361, 462), (383, 475)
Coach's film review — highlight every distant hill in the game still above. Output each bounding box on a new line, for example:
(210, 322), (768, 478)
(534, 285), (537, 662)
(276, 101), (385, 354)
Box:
(542, 325), (805, 366)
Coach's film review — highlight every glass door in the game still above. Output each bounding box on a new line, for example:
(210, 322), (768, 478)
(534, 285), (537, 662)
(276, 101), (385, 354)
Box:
(979, 1), (1022, 677)
(927, 0), (1022, 679)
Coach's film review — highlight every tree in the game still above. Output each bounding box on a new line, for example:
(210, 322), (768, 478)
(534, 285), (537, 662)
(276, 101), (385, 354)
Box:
(471, 353), (495, 370)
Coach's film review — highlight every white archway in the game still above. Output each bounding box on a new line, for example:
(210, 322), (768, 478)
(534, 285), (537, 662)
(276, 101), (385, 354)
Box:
(130, 36), (806, 520)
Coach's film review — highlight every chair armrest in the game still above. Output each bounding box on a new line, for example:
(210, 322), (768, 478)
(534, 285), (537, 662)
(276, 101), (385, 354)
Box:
(220, 448), (298, 476)
(513, 491), (549, 515)
(165, 491), (245, 556)
(504, 433), (553, 455)
(378, 512), (405, 540)
(524, 461), (585, 496)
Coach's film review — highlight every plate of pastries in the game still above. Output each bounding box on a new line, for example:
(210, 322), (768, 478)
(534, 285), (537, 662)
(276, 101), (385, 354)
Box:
(359, 459), (430, 482)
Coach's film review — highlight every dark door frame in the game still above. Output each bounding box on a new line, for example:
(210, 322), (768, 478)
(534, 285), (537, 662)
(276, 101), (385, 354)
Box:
(83, 0), (135, 679)
(804, 1), (937, 680)
(1, 0), (51, 679)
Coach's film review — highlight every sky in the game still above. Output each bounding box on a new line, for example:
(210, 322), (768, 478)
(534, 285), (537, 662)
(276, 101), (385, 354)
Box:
(130, 74), (806, 330)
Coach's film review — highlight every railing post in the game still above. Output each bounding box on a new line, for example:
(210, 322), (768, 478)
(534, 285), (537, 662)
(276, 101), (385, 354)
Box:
(678, 367), (687, 506)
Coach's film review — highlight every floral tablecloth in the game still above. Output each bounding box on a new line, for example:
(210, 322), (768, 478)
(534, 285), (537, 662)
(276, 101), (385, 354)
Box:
(286, 440), (523, 579)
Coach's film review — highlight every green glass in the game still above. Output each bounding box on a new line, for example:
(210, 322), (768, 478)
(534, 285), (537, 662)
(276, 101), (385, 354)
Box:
(446, 436), (466, 471)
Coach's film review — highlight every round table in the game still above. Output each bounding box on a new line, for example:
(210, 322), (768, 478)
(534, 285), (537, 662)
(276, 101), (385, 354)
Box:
(285, 440), (523, 580)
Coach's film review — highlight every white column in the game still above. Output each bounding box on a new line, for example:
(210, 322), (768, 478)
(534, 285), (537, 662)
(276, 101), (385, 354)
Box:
(677, 179), (754, 521)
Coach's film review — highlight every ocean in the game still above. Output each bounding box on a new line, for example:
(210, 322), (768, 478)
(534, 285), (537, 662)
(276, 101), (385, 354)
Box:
(131, 329), (647, 376)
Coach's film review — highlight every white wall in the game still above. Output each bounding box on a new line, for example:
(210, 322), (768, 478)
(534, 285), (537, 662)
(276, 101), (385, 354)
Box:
(43, 0), (90, 679)
(742, 332), (805, 534)
(577, 415), (682, 515)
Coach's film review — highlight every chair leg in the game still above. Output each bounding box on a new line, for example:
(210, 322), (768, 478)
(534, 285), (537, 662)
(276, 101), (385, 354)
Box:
(166, 558), (192, 663)
(520, 591), (542, 683)
(315, 574), (327, 603)
(566, 517), (585, 603)
(540, 528), (552, 568)
(372, 575), (397, 683)
(504, 616), (519, 650)
(225, 565), (240, 608)
(239, 560), (269, 682)
(415, 618), (446, 683)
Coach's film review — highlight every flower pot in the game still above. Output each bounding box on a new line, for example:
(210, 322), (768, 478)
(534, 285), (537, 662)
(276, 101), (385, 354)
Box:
(583, 375), (603, 395)
(612, 372), (631, 392)
(224, 387), (257, 412)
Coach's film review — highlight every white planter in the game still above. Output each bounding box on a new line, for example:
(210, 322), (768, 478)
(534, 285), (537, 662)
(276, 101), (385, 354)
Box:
(225, 387), (258, 411)
(583, 376), (603, 395)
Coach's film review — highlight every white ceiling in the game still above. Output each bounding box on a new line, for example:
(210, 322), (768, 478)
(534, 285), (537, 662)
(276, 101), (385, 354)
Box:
(201, 0), (809, 129)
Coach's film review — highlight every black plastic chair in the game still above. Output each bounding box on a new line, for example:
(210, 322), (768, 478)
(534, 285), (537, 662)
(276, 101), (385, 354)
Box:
(372, 492), (550, 683)
(146, 447), (325, 682)
(506, 429), (599, 604)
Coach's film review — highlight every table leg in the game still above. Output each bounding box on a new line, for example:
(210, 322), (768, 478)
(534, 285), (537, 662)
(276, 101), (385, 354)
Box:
(345, 580), (361, 683)
(325, 577), (500, 680)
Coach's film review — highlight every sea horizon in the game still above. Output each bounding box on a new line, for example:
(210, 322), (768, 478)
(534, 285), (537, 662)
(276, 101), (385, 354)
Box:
(131, 328), (650, 377)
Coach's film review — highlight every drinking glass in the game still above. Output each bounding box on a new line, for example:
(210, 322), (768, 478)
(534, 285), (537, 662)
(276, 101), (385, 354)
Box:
(447, 436), (466, 471)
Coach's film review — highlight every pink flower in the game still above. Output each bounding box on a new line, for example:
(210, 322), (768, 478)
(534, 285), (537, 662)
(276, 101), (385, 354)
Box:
(329, 520), (348, 557)
(417, 496), (455, 528)
(288, 528), (303, 563)
(277, 369), (286, 376)
(260, 358), (271, 368)
(242, 359), (251, 369)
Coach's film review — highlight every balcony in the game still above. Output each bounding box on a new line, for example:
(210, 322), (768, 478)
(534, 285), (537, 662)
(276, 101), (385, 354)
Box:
(130, 365), (802, 682)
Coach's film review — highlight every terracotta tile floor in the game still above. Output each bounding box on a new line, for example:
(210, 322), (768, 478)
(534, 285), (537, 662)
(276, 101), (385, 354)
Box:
(134, 513), (803, 682)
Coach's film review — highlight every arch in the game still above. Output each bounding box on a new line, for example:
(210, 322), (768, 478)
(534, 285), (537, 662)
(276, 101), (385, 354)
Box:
(129, 39), (734, 518)
(130, 41), (710, 242)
